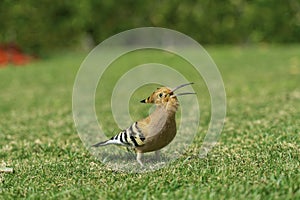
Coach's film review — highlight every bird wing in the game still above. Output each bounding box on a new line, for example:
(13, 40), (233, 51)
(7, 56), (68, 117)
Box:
(125, 122), (146, 147)
(91, 122), (145, 148)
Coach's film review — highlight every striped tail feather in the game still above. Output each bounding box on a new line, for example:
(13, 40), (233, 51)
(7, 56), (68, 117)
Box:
(91, 140), (111, 147)
(91, 122), (145, 148)
(92, 135), (127, 147)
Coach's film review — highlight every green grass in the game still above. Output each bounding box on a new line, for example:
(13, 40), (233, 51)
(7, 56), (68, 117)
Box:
(0, 45), (300, 199)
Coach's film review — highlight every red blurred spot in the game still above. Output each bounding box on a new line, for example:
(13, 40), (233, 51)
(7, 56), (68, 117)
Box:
(0, 44), (33, 67)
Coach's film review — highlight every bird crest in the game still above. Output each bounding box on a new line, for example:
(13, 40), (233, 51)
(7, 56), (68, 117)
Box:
(92, 82), (196, 166)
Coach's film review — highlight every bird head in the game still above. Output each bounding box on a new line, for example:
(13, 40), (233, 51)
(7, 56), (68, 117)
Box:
(140, 83), (195, 110)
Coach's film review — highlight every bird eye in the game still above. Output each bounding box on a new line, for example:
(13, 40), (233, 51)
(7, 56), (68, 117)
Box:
(158, 93), (163, 98)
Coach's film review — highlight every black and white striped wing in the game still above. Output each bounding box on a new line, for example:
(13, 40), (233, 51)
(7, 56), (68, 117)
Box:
(92, 122), (145, 148)
(126, 122), (145, 147)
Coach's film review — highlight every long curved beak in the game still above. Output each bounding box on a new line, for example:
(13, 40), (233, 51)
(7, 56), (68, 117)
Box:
(174, 92), (196, 97)
(171, 82), (194, 92)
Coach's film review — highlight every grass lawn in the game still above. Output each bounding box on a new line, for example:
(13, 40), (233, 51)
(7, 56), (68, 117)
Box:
(0, 45), (299, 199)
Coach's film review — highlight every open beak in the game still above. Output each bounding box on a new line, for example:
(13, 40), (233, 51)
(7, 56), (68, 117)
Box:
(173, 92), (196, 97)
(171, 82), (194, 92)
(170, 83), (196, 97)
(140, 83), (195, 103)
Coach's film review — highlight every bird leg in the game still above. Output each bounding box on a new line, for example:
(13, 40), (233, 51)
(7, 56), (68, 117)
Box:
(155, 150), (161, 161)
(136, 152), (144, 167)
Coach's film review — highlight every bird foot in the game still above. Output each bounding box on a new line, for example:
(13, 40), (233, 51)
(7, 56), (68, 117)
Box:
(136, 152), (144, 167)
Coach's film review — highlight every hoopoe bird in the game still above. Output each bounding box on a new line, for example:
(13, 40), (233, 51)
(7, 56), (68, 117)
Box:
(92, 83), (195, 166)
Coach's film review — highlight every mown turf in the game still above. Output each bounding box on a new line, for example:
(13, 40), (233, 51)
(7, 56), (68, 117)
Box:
(0, 45), (299, 199)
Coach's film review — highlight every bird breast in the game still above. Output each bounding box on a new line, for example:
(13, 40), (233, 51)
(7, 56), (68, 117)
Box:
(136, 110), (177, 153)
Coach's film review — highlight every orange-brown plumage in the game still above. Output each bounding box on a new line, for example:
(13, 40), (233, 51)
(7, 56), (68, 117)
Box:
(92, 83), (195, 166)
(136, 87), (178, 153)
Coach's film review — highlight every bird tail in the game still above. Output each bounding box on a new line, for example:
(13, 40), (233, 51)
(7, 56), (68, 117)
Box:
(91, 140), (110, 147)
(91, 133), (127, 147)
(91, 123), (144, 148)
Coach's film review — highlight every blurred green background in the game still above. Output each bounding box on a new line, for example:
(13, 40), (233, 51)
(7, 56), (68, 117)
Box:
(1, 1), (300, 199)
(1, 0), (300, 55)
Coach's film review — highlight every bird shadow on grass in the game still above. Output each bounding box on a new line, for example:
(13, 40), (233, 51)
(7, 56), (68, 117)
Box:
(91, 147), (179, 173)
